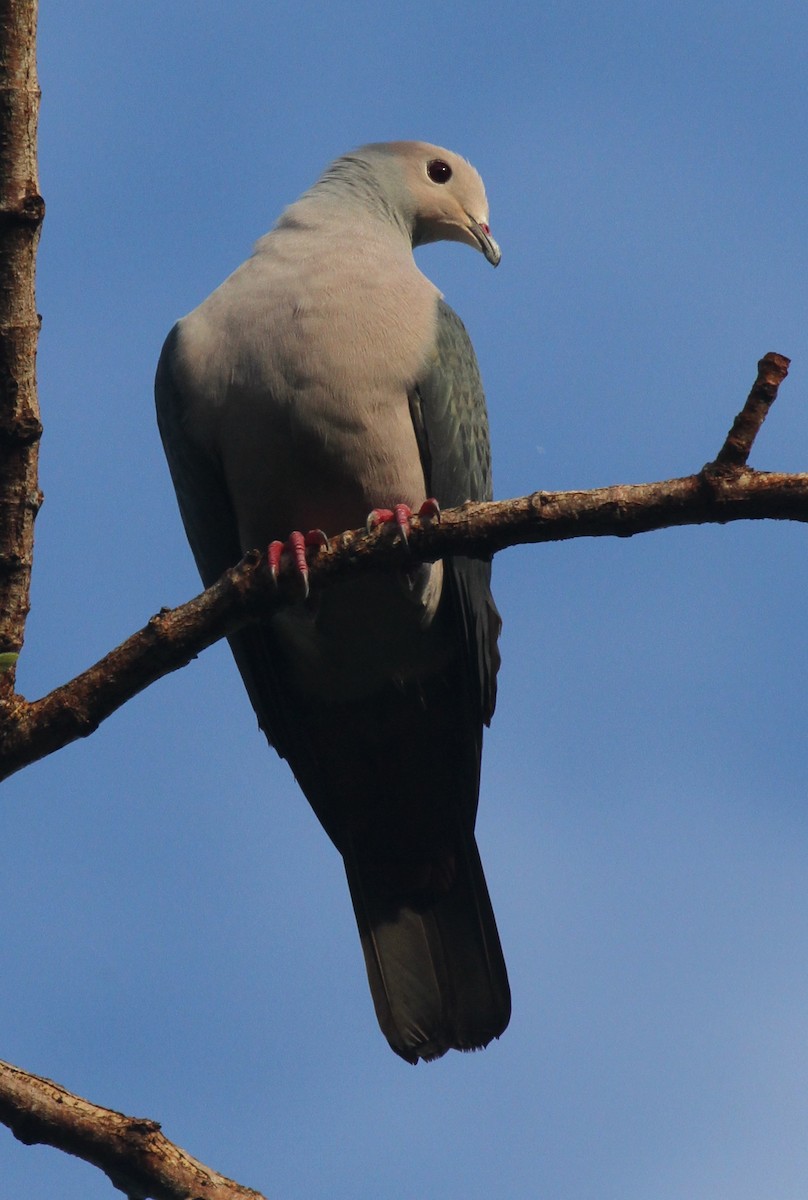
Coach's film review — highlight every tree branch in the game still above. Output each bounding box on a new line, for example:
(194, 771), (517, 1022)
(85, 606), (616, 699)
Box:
(0, 0), (43, 693)
(0, 1058), (266, 1200)
(0, 352), (798, 783)
(714, 349), (787, 467)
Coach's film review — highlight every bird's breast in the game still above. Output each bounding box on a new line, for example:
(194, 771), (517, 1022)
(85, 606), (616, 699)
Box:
(186, 227), (441, 549)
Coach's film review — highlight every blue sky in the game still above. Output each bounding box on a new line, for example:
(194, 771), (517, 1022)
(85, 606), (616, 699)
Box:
(3, 2), (808, 1197)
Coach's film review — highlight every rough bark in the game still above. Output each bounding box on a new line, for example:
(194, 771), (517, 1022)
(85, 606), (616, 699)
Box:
(0, 0), (42, 694)
(0, 1058), (266, 1200)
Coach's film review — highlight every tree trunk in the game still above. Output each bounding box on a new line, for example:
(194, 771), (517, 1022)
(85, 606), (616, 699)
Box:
(0, 0), (42, 693)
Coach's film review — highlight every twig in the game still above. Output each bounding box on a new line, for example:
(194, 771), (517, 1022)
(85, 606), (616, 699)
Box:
(713, 352), (790, 467)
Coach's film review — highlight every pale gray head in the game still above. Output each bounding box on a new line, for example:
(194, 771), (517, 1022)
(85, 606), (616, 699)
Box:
(313, 140), (501, 266)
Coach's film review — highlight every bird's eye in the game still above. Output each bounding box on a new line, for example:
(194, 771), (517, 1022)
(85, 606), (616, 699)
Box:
(427, 159), (452, 184)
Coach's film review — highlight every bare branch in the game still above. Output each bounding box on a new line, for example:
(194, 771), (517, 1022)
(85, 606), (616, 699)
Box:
(0, 1058), (266, 1200)
(0, 350), (801, 782)
(714, 352), (790, 467)
(0, 0), (43, 693)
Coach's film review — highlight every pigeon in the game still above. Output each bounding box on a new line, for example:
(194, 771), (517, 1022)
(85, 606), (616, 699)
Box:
(156, 141), (510, 1062)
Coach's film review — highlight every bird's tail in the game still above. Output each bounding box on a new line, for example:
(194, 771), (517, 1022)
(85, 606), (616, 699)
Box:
(344, 825), (511, 1063)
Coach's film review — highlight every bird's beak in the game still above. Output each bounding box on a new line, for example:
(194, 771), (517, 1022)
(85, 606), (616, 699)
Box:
(468, 218), (501, 267)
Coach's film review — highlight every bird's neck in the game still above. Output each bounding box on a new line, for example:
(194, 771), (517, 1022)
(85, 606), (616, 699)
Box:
(280, 157), (414, 245)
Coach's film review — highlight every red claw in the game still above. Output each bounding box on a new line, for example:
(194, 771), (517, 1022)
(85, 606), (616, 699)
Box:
(366, 498), (441, 541)
(417, 498), (441, 523)
(394, 503), (412, 543)
(268, 540), (285, 581)
(267, 529), (329, 598)
(366, 507), (394, 532)
(288, 530), (309, 578)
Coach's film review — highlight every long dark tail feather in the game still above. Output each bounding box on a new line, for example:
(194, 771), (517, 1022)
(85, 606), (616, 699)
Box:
(344, 826), (511, 1064)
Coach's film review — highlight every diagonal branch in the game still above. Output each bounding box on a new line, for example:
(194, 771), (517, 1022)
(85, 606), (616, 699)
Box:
(0, 352), (799, 784)
(0, 1058), (266, 1200)
(714, 350), (788, 467)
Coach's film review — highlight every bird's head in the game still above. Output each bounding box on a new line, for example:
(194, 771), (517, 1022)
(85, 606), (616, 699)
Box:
(335, 141), (501, 266)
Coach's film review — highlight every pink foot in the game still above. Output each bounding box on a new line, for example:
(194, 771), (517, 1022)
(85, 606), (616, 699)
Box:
(366, 498), (441, 543)
(267, 529), (329, 598)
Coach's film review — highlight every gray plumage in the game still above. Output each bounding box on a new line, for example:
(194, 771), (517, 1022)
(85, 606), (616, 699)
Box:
(156, 141), (509, 1062)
